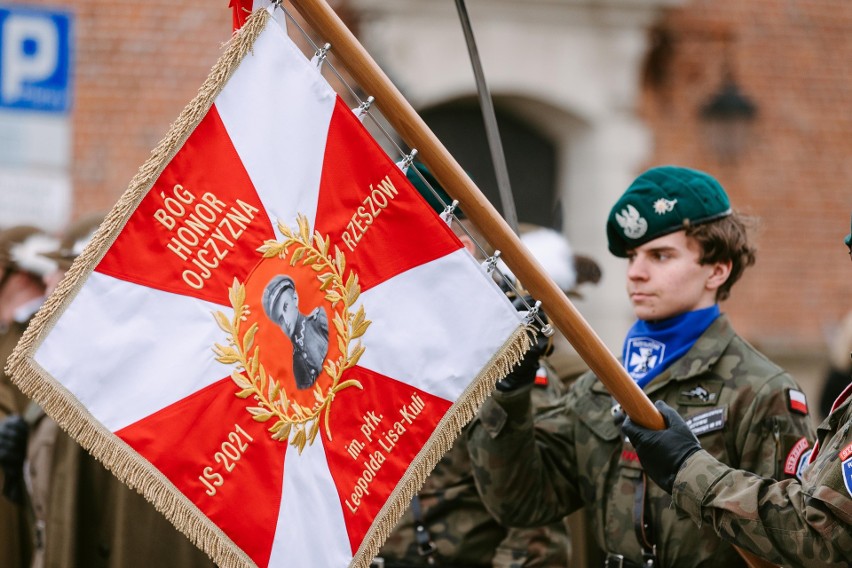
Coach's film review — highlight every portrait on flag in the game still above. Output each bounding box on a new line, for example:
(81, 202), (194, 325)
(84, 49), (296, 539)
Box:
(6, 5), (530, 568)
(261, 273), (330, 390)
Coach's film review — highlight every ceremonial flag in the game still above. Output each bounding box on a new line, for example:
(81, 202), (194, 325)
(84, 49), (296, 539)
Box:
(8, 7), (529, 568)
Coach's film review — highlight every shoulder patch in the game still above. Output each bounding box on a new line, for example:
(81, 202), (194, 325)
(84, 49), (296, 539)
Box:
(784, 437), (810, 476)
(684, 407), (726, 437)
(786, 388), (809, 415)
(625, 337), (665, 379)
(796, 448), (812, 481)
(843, 447), (852, 498)
(840, 442), (852, 462)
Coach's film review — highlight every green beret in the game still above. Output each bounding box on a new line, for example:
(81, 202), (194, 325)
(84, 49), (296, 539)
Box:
(262, 275), (295, 324)
(845, 211), (851, 247)
(606, 166), (732, 257)
(406, 162), (465, 219)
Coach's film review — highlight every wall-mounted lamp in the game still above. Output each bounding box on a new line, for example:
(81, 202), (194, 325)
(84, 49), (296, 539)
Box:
(699, 72), (758, 164)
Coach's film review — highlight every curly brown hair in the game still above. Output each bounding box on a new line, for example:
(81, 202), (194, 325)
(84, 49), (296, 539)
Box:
(685, 211), (757, 302)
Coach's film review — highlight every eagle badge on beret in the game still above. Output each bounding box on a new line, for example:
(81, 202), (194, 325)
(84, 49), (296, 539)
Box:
(615, 204), (648, 239)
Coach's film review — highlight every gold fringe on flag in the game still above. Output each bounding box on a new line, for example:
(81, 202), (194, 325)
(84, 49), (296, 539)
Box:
(6, 9), (273, 568)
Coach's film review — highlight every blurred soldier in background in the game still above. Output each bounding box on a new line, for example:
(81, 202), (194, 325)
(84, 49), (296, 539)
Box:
(0, 227), (58, 419)
(375, 163), (600, 568)
(819, 308), (852, 420)
(0, 225), (59, 568)
(1, 214), (218, 568)
(467, 166), (817, 568)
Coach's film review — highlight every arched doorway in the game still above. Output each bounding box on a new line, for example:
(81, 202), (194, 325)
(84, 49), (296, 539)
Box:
(421, 99), (559, 229)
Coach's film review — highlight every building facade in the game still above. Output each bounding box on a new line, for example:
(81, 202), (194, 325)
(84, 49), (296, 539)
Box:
(4, 0), (849, 402)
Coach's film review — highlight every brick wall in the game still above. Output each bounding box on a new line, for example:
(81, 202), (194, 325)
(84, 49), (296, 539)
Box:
(25, 0), (356, 217)
(641, 0), (852, 354)
(11, 1), (231, 215)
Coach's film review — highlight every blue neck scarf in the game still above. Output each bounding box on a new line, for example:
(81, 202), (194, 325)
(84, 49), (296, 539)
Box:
(621, 305), (720, 389)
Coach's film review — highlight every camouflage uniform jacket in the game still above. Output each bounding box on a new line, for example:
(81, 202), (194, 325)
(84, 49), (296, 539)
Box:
(673, 382), (852, 567)
(467, 315), (816, 568)
(378, 376), (570, 567)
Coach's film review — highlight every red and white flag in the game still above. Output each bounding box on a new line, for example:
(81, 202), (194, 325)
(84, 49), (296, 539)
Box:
(9, 8), (527, 568)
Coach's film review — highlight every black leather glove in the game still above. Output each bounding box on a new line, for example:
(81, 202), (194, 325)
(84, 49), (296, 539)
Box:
(622, 400), (701, 494)
(0, 416), (28, 505)
(495, 295), (551, 392)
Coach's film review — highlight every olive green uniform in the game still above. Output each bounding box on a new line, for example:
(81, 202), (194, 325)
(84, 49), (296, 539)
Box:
(672, 383), (852, 567)
(378, 375), (571, 567)
(468, 315), (816, 567)
(25, 406), (216, 568)
(1, 320), (33, 568)
(1, 321), (30, 416)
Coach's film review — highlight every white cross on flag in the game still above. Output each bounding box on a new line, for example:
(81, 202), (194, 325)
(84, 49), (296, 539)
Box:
(8, 8), (528, 568)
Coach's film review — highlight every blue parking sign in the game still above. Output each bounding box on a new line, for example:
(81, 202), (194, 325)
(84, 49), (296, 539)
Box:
(0, 5), (73, 112)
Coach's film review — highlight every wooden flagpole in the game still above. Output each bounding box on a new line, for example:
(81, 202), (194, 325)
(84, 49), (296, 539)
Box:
(287, 0), (664, 431)
(285, 3), (777, 567)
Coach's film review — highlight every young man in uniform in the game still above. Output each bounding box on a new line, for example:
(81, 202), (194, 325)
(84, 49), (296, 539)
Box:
(622, 212), (852, 567)
(467, 166), (817, 567)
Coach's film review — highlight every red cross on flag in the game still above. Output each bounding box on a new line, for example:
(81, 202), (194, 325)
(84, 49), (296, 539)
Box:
(9, 8), (529, 568)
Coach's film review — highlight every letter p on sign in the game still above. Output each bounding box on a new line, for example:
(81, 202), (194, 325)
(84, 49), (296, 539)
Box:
(0, 7), (72, 112)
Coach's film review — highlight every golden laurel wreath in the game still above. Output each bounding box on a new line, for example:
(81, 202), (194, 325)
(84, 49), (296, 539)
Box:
(213, 214), (370, 453)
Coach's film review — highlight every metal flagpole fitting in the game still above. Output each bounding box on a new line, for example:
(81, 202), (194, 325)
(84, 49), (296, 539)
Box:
(312, 42), (331, 67)
(523, 300), (542, 325)
(521, 300), (553, 337)
(400, 149), (418, 170)
(354, 95), (375, 119)
(440, 200), (460, 225)
(482, 250), (501, 274)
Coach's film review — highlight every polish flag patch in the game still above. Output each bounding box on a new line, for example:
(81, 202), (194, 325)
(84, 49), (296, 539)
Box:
(787, 388), (808, 415)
